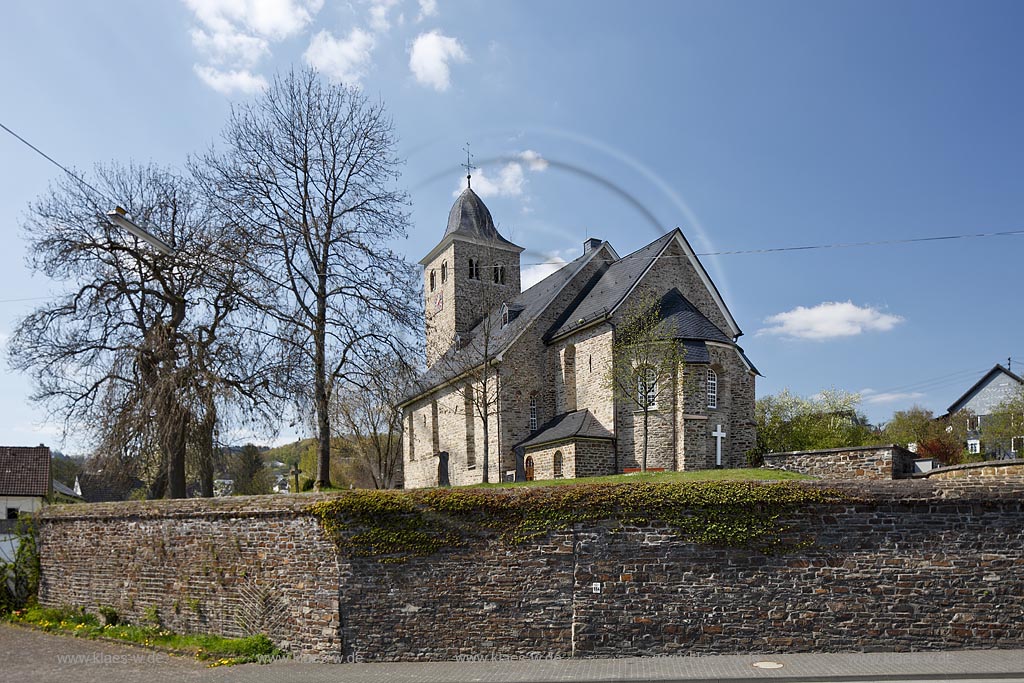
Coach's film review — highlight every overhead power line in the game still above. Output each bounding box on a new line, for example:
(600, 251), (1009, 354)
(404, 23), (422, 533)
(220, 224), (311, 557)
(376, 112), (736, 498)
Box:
(0, 121), (115, 205)
(4, 119), (1023, 267)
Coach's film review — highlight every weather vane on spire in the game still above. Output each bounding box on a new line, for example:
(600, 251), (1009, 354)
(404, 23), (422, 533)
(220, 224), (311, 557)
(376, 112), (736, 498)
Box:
(461, 142), (477, 189)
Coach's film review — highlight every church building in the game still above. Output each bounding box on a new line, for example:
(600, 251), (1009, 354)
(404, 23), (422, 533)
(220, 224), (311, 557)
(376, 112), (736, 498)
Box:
(399, 185), (758, 488)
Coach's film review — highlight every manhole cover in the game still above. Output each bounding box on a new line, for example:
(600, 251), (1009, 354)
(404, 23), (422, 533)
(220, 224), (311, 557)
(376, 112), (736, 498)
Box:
(752, 661), (785, 669)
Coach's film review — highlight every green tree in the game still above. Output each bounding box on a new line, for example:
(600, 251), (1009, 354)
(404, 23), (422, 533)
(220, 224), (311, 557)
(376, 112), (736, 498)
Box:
(981, 389), (1024, 458)
(880, 405), (972, 465)
(228, 445), (272, 495)
(604, 293), (686, 472)
(752, 388), (872, 458)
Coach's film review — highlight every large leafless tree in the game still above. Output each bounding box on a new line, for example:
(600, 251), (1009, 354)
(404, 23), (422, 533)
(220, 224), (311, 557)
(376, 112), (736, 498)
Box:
(199, 68), (418, 489)
(7, 163), (279, 498)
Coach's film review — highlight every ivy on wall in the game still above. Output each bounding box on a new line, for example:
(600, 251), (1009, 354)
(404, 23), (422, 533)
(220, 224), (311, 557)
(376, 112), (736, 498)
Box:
(309, 481), (852, 562)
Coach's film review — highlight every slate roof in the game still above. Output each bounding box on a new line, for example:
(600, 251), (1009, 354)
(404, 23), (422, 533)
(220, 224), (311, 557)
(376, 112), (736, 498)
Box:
(445, 188), (522, 250)
(74, 472), (145, 503)
(403, 247), (603, 401)
(0, 446), (51, 497)
(51, 478), (82, 500)
(656, 288), (733, 344)
(946, 364), (1024, 414)
(549, 231), (676, 340)
(516, 409), (615, 449)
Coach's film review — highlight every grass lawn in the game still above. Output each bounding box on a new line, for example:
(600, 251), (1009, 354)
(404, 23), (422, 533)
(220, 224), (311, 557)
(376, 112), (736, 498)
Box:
(4, 605), (282, 666)
(466, 467), (812, 488)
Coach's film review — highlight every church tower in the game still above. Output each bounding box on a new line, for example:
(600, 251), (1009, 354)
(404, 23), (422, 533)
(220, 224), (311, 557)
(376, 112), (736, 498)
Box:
(420, 187), (524, 366)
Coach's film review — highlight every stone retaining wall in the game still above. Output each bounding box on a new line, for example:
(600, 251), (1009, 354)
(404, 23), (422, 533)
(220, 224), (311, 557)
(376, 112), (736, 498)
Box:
(763, 445), (916, 480)
(920, 459), (1024, 480)
(36, 481), (1024, 661)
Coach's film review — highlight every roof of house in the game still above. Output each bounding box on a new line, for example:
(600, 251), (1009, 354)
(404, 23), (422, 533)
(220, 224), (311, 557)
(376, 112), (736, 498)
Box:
(517, 409), (615, 449)
(404, 245), (606, 401)
(404, 193), (750, 404)
(74, 472), (145, 503)
(51, 478), (82, 500)
(548, 232), (676, 340)
(0, 446), (51, 497)
(946, 364), (1024, 414)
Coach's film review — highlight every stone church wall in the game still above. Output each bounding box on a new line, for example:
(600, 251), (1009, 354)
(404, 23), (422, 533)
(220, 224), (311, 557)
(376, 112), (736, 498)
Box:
(37, 481), (1024, 661)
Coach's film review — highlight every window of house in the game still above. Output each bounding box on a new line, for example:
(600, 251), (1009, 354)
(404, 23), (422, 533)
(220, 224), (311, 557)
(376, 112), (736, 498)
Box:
(441, 261), (448, 283)
(470, 259), (480, 280)
(637, 366), (657, 408)
(429, 269), (436, 292)
(1012, 436), (1023, 454)
(553, 451), (563, 478)
(707, 368), (718, 409)
(501, 303), (510, 327)
(967, 439), (981, 454)
(6, 507), (19, 520)
(529, 397), (538, 432)
(967, 415), (981, 431)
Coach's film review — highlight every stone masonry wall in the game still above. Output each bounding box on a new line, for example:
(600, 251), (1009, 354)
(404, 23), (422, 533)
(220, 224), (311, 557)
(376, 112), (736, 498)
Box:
(764, 446), (917, 480)
(922, 460), (1024, 481)
(39, 482), (1024, 662)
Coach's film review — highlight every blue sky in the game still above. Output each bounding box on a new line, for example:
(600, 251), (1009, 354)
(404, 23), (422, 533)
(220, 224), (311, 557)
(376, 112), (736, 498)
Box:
(1, 0), (1022, 454)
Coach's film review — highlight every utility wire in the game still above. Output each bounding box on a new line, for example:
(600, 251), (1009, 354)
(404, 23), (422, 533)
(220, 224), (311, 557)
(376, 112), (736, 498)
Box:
(4, 119), (1023, 266)
(0, 121), (116, 205)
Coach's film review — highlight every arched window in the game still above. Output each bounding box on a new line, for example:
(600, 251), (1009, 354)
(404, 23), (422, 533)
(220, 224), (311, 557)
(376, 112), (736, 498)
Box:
(553, 451), (563, 478)
(637, 366), (657, 408)
(499, 265), (506, 284)
(441, 260), (448, 283)
(525, 456), (535, 481)
(707, 368), (718, 408)
(473, 259), (480, 279)
(468, 258), (476, 279)
(529, 397), (538, 431)
(408, 413), (415, 461)
(493, 264), (501, 283)
(429, 269), (436, 292)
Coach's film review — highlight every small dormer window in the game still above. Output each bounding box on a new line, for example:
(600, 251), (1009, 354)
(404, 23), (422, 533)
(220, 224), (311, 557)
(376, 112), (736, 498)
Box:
(501, 303), (510, 327)
(441, 260), (448, 283)
(429, 269), (436, 292)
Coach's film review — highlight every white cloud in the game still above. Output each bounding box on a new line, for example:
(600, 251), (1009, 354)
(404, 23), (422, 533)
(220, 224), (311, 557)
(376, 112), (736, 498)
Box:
(409, 30), (467, 91)
(522, 255), (568, 290)
(861, 389), (926, 405)
(190, 28), (269, 67)
(459, 162), (525, 198)
(368, 0), (400, 32)
(518, 150), (549, 171)
(184, 0), (323, 41)
(304, 29), (376, 86)
(417, 0), (438, 21)
(183, 0), (323, 93)
(194, 66), (268, 95)
(758, 301), (903, 341)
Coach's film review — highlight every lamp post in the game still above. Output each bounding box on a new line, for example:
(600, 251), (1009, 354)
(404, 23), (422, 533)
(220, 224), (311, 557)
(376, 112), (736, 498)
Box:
(106, 206), (174, 255)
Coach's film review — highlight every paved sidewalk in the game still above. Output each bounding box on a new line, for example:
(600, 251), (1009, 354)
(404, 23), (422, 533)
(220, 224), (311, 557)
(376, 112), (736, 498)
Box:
(3, 623), (1024, 683)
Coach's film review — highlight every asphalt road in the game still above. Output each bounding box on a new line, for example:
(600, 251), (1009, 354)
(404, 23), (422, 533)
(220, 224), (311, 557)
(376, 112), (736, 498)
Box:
(3, 623), (1024, 683)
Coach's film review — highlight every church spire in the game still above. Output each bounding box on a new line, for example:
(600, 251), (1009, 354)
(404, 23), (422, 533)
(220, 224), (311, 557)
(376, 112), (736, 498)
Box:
(461, 142), (476, 189)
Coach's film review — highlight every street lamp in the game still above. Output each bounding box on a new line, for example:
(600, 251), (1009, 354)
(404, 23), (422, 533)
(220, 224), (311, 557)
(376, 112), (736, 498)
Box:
(106, 206), (174, 255)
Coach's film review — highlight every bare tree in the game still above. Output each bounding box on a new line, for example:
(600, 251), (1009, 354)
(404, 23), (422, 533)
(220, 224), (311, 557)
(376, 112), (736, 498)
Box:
(604, 292), (686, 472)
(7, 162), (278, 498)
(331, 349), (412, 489)
(199, 68), (418, 490)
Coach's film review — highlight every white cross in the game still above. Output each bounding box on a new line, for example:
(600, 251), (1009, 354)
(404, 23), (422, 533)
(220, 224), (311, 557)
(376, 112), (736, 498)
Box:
(712, 424), (726, 467)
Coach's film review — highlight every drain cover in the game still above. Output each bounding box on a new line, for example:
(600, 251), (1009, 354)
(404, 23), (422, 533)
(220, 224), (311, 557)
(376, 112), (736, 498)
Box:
(752, 661), (785, 669)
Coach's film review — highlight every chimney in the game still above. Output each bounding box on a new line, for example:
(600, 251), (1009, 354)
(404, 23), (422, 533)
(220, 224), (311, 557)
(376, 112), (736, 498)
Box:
(583, 237), (602, 254)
